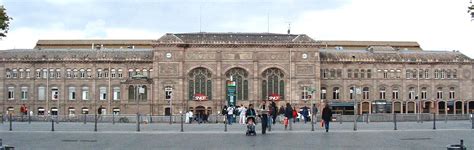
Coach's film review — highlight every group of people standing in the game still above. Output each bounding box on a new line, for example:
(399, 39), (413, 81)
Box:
(185, 111), (209, 124)
(221, 100), (334, 134)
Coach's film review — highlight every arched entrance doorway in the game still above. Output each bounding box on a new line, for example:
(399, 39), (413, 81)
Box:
(361, 102), (370, 114)
(423, 101), (433, 113)
(195, 106), (206, 123)
(455, 101), (463, 114)
(394, 102), (401, 113)
(469, 101), (474, 114)
(407, 102), (415, 113)
(438, 101), (445, 114)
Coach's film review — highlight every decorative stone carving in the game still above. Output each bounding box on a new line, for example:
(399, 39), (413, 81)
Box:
(159, 63), (179, 75)
(258, 52), (288, 60)
(185, 53), (216, 60)
(463, 69), (471, 79)
(296, 65), (314, 75)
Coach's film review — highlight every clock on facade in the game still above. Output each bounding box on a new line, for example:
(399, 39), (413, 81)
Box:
(302, 53), (308, 59)
(165, 52), (172, 58)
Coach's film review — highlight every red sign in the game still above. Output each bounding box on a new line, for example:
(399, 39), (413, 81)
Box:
(268, 93), (280, 101)
(195, 93), (208, 101)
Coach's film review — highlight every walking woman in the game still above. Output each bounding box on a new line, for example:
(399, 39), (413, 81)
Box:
(284, 103), (293, 130)
(322, 104), (333, 132)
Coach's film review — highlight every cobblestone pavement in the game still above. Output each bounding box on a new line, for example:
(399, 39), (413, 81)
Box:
(1, 121), (473, 150)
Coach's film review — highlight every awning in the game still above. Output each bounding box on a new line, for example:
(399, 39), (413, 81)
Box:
(82, 109), (89, 111)
(113, 108), (120, 111)
(372, 100), (388, 105)
(329, 102), (355, 107)
(51, 108), (58, 111)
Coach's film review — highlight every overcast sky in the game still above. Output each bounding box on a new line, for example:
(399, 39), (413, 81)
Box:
(1, 0), (473, 57)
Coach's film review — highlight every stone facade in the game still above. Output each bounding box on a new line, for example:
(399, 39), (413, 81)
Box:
(1, 32), (473, 116)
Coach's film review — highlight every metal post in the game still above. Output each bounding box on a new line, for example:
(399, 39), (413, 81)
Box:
(433, 113), (436, 130)
(51, 118), (54, 132)
(1, 114), (4, 124)
(9, 113), (12, 131)
(28, 112), (31, 124)
(112, 112), (115, 125)
(94, 114), (97, 132)
(169, 92), (172, 125)
(180, 113), (184, 132)
(137, 113), (140, 132)
(224, 115), (227, 132)
(393, 113), (397, 130)
(150, 114), (153, 124)
(311, 113), (315, 131)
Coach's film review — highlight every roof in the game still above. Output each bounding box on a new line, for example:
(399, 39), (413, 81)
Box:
(319, 49), (471, 62)
(318, 40), (420, 48)
(0, 49), (153, 61)
(36, 40), (154, 45)
(156, 32), (317, 44)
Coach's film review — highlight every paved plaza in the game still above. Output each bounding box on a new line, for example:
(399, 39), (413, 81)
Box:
(1, 121), (473, 149)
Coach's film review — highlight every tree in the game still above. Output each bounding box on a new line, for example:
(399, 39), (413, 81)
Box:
(0, 5), (12, 38)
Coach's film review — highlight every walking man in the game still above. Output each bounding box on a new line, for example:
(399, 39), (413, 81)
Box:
(322, 104), (333, 132)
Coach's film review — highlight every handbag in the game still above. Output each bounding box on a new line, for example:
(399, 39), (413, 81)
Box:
(320, 120), (324, 128)
(284, 117), (289, 126)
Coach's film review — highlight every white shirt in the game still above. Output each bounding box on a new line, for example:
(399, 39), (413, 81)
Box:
(189, 111), (193, 117)
(239, 107), (247, 116)
(227, 107), (234, 115)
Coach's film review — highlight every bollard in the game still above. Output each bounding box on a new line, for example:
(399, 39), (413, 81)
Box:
(94, 114), (97, 132)
(393, 113), (397, 130)
(28, 112), (31, 124)
(224, 115), (227, 132)
(150, 114), (153, 124)
(215, 115), (218, 124)
(180, 113), (184, 132)
(51, 118), (55, 132)
(353, 114), (357, 131)
(83, 114), (87, 124)
(311, 114), (315, 131)
(471, 113), (473, 129)
(366, 113), (369, 124)
(9, 114), (12, 131)
(433, 113), (436, 130)
(137, 113), (140, 132)
(112, 113), (115, 125)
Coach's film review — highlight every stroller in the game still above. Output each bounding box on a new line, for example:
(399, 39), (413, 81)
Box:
(246, 116), (256, 136)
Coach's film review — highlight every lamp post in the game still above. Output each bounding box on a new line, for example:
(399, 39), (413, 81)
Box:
(353, 86), (358, 131)
(131, 73), (148, 132)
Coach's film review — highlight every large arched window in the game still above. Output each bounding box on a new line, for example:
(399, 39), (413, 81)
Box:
(188, 67), (212, 100)
(226, 68), (249, 101)
(332, 87), (340, 100)
(261, 68), (285, 100)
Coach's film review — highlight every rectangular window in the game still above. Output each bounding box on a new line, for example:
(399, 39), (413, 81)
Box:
(26, 69), (31, 78)
(367, 69), (372, 78)
(424, 69), (429, 79)
(384, 70), (388, 79)
(347, 69), (352, 78)
(100, 87), (107, 100)
(453, 70), (457, 79)
(56, 69), (61, 78)
(69, 87), (76, 100)
(51, 88), (59, 100)
(379, 91), (385, 99)
(38, 87), (46, 100)
(354, 69), (359, 78)
(113, 87), (121, 100)
(449, 91), (455, 99)
(336, 69), (342, 78)
(12, 69), (18, 78)
(363, 90), (369, 99)
(421, 91), (427, 100)
(19, 69), (24, 78)
(104, 69), (109, 78)
(349, 88), (354, 99)
(42, 69), (48, 78)
(301, 86), (309, 100)
(82, 87), (90, 100)
(6, 70), (11, 78)
(21, 87), (28, 100)
(66, 69), (72, 78)
(437, 91), (443, 99)
(361, 70), (365, 78)
(97, 69), (103, 78)
(321, 89), (326, 99)
(392, 91), (399, 99)
(118, 69), (123, 78)
(8, 87), (14, 100)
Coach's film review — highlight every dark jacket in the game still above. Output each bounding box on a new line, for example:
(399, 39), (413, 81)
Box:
(270, 102), (277, 116)
(246, 108), (256, 117)
(322, 106), (332, 122)
(284, 106), (293, 119)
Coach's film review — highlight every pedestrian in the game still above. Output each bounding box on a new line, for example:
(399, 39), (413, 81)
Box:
(292, 107), (297, 123)
(302, 106), (309, 124)
(185, 111), (190, 123)
(259, 100), (269, 134)
(284, 103), (293, 130)
(246, 104), (256, 124)
(270, 101), (277, 125)
(279, 105), (285, 123)
(239, 104), (247, 124)
(189, 110), (193, 124)
(322, 104), (333, 132)
(97, 105), (103, 120)
(227, 105), (234, 125)
(312, 104), (318, 122)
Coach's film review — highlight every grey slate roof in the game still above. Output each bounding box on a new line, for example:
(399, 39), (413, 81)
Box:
(0, 49), (153, 61)
(319, 49), (471, 62)
(156, 32), (316, 44)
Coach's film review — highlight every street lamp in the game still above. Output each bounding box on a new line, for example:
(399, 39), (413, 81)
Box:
(131, 73), (148, 132)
